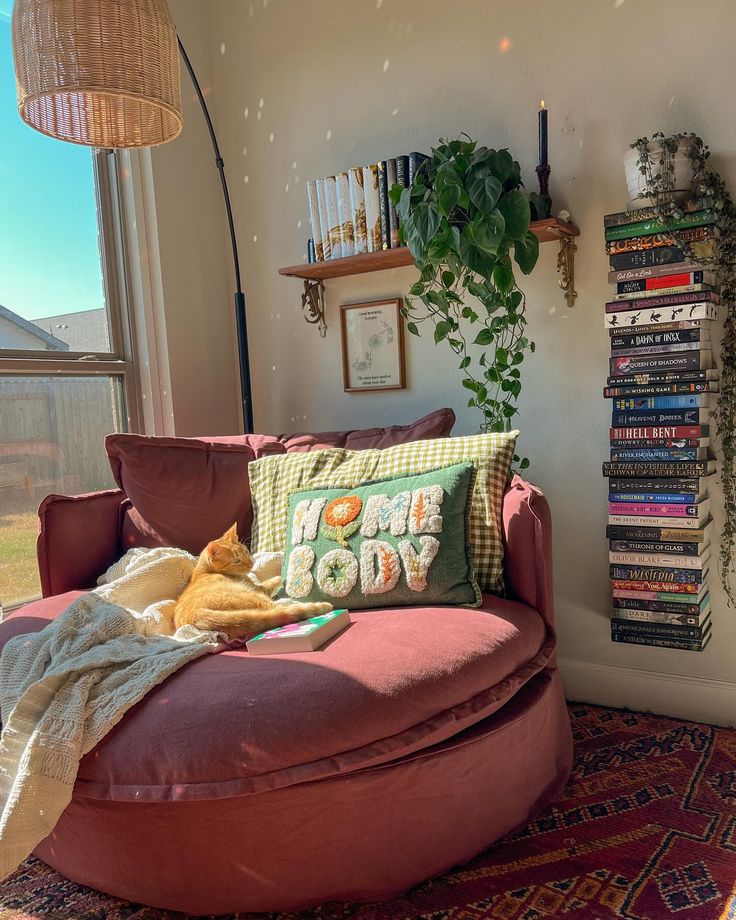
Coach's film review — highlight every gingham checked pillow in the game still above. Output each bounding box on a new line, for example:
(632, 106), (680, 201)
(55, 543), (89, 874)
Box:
(249, 431), (518, 595)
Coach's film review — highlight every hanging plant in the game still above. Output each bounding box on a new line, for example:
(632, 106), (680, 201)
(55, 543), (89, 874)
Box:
(631, 132), (736, 604)
(390, 136), (540, 468)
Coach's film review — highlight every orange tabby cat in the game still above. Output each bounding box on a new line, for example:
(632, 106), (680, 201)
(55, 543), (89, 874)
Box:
(174, 523), (331, 639)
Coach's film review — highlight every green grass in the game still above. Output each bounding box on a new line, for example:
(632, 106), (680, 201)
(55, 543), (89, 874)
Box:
(0, 511), (41, 608)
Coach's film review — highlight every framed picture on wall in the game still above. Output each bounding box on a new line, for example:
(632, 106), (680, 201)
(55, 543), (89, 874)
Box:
(340, 299), (406, 392)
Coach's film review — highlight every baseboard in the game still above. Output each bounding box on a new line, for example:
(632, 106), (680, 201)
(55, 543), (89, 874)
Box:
(558, 656), (736, 727)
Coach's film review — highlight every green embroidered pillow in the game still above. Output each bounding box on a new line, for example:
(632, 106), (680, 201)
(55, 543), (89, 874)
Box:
(280, 463), (481, 610)
(249, 431), (518, 595)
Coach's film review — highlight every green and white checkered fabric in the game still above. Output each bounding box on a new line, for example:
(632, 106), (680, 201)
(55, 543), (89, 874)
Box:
(249, 431), (518, 595)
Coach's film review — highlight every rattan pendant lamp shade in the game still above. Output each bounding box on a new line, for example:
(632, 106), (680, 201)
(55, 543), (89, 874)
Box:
(12, 0), (183, 148)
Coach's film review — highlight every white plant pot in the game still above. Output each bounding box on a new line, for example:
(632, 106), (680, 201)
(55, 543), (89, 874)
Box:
(623, 139), (697, 210)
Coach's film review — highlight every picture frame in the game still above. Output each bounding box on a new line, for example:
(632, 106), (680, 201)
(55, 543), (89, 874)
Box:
(340, 298), (406, 392)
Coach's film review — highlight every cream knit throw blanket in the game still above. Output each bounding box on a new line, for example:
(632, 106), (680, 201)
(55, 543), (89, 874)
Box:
(0, 546), (282, 882)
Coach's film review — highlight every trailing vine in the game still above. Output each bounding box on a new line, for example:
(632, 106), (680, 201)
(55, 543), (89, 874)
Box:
(389, 137), (540, 469)
(631, 132), (736, 604)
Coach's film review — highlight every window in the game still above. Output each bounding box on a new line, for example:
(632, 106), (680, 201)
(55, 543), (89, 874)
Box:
(0, 4), (137, 608)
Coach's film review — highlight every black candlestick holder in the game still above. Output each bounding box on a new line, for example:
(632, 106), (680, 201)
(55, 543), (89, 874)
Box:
(536, 164), (552, 213)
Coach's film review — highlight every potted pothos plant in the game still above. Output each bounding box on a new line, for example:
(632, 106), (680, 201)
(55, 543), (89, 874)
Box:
(389, 136), (540, 469)
(630, 132), (736, 604)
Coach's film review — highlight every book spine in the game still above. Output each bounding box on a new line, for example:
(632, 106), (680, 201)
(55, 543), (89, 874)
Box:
(609, 477), (703, 493)
(610, 449), (705, 463)
(612, 395), (708, 411)
(348, 167), (368, 255)
(362, 165), (382, 253)
(396, 155), (409, 189)
(604, 383), (717, 398)
(610, 353), (709, 376)
(611, 578), (701, 593)
(408, 152), (429, 185)
(612, 283), (715, 303)
(615, 271), (710, 294)
(325, 176), (342, 259)
(610, 246), (690, 270)
(607, 369), (717, 386)
(605, 225), (715, 256)
(610, 540), (703, 556)
(612, 595), (707, 615)
(608, 262), (706, 283)
(608, 515), (705, 530)
(610, 425), (707, 439)
(608, 502), (703, 518)
(377, 162), (390, 250)
(603, 461), (712, 478)
(609, 492), (698, 504)
(610, 632), (708, 651)
(386, 158), (399, 247)
(605, 291), (719, 313)
(606, 523), (707, 541)
(609, 552), (706, 568)
(307, 180), (324, 261)
(605, 304), (719, 331)
(613, 587), (707, 602)
(609, 342), (703, 358)
(603, 197), (712, 228)
(610, 619), (708, 640)
(611, 328), (708, 350)
(336, 172), (355, 257)
(604, 211), (715, 242)
(609, 564), (705, 583)
(315, 179), (332, 260)
(611, 438), (705, 449)
(612, 607), (704, 625)
(611, 408), (708, 425)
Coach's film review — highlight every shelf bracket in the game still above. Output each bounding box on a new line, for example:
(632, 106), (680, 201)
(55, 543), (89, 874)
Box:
(300, 279), (327, 336)
(556, 236), (577, 308)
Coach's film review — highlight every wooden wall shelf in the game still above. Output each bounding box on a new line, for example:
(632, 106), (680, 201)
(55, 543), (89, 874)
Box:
(279, 217), (580, 334)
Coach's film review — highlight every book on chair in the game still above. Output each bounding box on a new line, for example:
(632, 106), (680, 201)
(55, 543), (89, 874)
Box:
(246, 609), (350, 655)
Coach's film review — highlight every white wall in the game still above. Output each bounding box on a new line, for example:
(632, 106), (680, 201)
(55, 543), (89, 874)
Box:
(146, 0), (240, 437)
(199, 0), (735, 723)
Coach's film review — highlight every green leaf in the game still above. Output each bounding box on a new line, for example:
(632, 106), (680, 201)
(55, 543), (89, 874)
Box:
(434, 320), (452, 343)
(413, 203), (442, 244)
(498, 190), (531, 241)
(520, 457), (530, 470)
(409, 281), (425, 296)
(513, 230), (540, 275)
(388, 183), (404, 206)
(426, 290), (450, 313)
(489, 149), (514, 182)
(465, 213), (504, 256)
(460, 356), (471, 369)
(473, 328), (494, 346)
(442, 270), (455, 287)
(495, 347), (509, 365)
(493, 259), (515, 293)
(462, 378), (478, 391)
(407, 321), (419, 336)
(439, 184), (461, 216)
(468, 172), (502, 213)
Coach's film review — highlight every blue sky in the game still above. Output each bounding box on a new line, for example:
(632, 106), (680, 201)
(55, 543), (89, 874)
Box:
(0, 0), (104, 321)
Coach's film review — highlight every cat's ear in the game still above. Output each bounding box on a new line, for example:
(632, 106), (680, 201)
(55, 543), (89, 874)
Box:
(223, 522), (239, 543)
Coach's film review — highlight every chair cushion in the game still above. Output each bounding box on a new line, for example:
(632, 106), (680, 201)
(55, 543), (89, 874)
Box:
(278, 408), (455, 452)
(106, 434), (285, 554)
(0, 592), (549, 802)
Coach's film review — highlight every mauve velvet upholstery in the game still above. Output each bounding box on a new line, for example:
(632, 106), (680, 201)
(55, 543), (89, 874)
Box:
(17, 459), (573, 914)
(278, 407), (455, 451)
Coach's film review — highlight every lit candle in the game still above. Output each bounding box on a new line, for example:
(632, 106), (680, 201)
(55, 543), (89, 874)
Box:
(538, 100), (548, 168)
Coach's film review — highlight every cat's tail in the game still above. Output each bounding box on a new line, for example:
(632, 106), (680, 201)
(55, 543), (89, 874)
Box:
(195, 601), (332, 640)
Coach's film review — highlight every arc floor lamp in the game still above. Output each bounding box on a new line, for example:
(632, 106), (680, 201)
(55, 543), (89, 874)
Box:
(11, 0), (254, 433)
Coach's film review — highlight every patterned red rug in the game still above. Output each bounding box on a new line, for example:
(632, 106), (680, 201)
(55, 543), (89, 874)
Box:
(1, 704), (735, 919)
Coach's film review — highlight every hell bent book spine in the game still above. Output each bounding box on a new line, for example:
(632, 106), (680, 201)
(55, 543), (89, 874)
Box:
(610, 425), (708, 440)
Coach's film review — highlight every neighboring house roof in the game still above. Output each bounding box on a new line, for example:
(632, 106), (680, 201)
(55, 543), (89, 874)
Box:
(0, 303), (69, 350)
(33, 308), (109, 353)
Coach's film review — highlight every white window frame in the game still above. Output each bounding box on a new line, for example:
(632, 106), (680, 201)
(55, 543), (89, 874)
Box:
(0, 149), (142, 433)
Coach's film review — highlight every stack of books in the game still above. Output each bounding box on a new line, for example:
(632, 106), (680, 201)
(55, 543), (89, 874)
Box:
(602, 197), (719, 652)
(306, 152), (428, 262)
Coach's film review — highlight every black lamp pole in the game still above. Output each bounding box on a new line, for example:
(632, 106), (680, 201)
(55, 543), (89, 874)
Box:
(177, 38), (254, 434)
